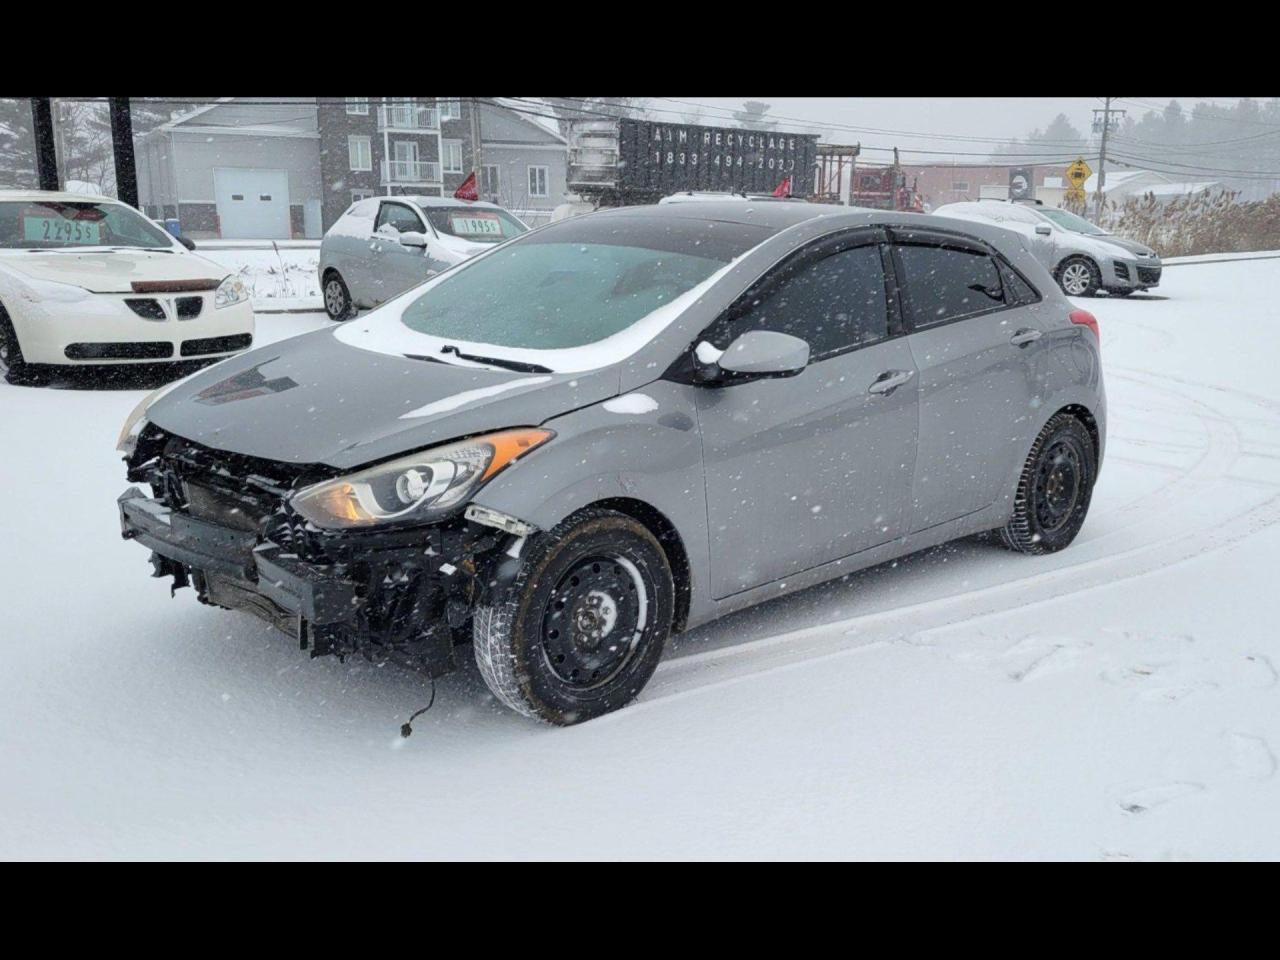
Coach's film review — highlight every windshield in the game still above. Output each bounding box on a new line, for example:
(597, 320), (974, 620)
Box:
(0, 200), (176, 250)
(1037, 207), (1109, 236)
(397, 215), (768, 351)
(423, 206), (527, 243)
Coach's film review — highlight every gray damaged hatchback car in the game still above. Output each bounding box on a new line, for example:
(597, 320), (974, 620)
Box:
(117, 202), (1105, 724)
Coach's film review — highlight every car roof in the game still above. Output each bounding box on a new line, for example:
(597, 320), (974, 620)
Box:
(399, 196), (506, 211)
(0, 189), (123, 204)
(587, 200), (851, 232)
(583, 201), (1014, 244)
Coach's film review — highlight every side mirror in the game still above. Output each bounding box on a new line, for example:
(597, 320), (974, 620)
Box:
(399, 231), (429, 248)
(1034, 224), (1052, 236)
(177, 235), (196, 251)
(703, 330), (810, 383)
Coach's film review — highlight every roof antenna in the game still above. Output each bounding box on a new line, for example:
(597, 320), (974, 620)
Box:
(400, 675), (437, 738)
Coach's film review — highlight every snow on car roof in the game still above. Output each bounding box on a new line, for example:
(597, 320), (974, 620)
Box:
(401, 196), (506, 210)
(592, 199), (845, 231)
(0, 189), (126, 204)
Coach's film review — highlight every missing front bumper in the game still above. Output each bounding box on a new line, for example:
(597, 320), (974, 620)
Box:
(117, 488), (488, 674)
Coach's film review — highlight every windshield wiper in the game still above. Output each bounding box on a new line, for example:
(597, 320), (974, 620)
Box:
(439, 344), (552, 374)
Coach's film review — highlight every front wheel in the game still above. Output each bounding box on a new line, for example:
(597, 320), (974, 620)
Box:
(999, 414), (1097, 555)
(1056, 257), (1101, 297)
(473, 508), (674, 724)
(0, 306), (47, 386)
(322, 272), (354, 322)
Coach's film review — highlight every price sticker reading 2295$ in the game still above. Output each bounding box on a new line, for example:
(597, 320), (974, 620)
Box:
(24, 214), (102, 245)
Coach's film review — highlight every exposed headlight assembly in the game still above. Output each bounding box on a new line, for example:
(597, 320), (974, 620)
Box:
(115, 369), (204, 456)
(213, 275), (249, 309)
(289, 428), (553, 530)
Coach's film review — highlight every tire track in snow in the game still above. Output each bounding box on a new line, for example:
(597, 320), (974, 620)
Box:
(637, 368), (1280, 710)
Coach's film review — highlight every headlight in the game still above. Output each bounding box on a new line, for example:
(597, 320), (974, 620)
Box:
(213, 275), (249, 309)
(289, 428), (553, 530)
(116, 397), (150, 456)
(19, 277), (92, 304)
(115, 371), (202, 455)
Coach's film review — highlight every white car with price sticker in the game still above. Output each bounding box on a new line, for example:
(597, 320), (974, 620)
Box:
(0, 190), (255, 386)
(317, 196), (528, 321)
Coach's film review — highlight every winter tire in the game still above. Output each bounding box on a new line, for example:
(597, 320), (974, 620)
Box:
(1056, 256), (1101, 297)
(1000, 413), (1097, 555)
(473, 508), (675, 724)
(0, 304), (47, 386)
(322, 271), (355, 321)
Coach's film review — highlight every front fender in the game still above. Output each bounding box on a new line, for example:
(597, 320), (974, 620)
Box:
(471, 379), (712, 610)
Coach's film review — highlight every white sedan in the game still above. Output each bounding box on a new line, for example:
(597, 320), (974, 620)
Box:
(0, 191), (255, 385)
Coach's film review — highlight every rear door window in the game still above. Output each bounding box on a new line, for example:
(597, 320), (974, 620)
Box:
(894, 242), (1005, 328)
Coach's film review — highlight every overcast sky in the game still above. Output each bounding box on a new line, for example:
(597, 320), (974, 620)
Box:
(662, 97), (1256, 162)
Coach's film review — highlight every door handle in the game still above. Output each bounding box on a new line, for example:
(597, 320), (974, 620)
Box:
(1010, 328), (1043, 346)
(868, 369), (915, 396)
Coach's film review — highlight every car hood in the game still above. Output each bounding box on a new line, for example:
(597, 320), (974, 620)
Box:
(146, 327), (621, 470)
(1, 249), (227, 293)
(1092, 234), (1158, 259)
(434, 232), (496, 260)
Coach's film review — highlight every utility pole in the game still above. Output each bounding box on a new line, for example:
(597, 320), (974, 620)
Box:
(1092, 97), (1125, 222)
(1093, 98), (1112, 221)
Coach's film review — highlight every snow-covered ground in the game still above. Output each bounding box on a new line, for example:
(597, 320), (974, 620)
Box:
(2, 257), (1279, 860)
(193, 241), (321, 313)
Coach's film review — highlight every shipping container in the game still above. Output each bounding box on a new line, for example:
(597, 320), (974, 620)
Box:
(568, 117), (819, 204)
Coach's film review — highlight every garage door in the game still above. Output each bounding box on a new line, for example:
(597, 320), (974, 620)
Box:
(213, 168), (291, 239)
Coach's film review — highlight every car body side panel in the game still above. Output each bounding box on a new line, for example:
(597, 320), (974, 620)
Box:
(695, 338), (919, 598)
(906, 303), (1049, 529)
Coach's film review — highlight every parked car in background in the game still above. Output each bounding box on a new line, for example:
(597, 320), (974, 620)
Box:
(0, 191), (254, 386)
(118, 202), (1104, 724)
(933, 199), (1161, 297)
(319, 196), (528, 321)
(1026, 204), (1162, 294)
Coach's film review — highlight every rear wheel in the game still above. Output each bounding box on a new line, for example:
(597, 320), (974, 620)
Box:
(322, 272), (354, 321)
(1056, 257), (1101, 297)
(473, 508), (674, 724)
(0, 305), (47, 386)
(1000, 414), (1096, 555)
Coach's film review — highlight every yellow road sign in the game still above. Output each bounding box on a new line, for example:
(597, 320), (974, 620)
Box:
(1064, 185), (1087, 206)
(1065, 158), (1092, 188)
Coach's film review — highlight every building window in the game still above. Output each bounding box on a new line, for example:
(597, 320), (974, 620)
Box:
(439, 99), (462, 121)
(442, 139), (464, 173)
(346, 97), (369, 115)
(348, 135), (372, 172)
(528, 165), (549, 198)
(351, 189), (375, 203)
(951, 180), (969, 192)
(481, 164), (500, 196)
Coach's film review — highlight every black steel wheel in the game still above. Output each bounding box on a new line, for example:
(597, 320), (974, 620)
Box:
(473, 508), (674, 724)
(1000, 413), (1096, 554)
